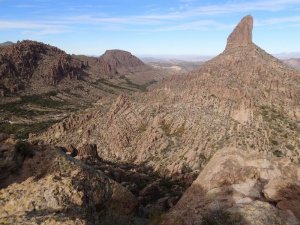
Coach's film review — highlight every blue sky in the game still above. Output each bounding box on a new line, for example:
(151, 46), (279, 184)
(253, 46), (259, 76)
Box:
(1, 0), (300, 56)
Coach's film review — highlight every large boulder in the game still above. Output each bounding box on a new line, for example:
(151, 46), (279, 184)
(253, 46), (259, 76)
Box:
(159, 148), (300, 225)
(0, 143), (138, 224)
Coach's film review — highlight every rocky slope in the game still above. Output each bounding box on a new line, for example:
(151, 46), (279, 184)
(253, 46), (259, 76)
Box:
(75, 50), (160, 86)
(22, 15), (300, 224)
(159, 148), (300, 225)
(0, 40), (85, 96)
(32, 15), (300, 175)
(96, 50), (150, 77)
(0, 40), (161, 98)
(145, 59), (203, 73)
(0, 42), (164, 139)
(284, 58), (300, 70)
(0, 134), (138, 224)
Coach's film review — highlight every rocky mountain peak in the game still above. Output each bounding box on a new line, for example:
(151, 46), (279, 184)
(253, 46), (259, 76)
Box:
(97, 49), (148, 76)
(0, 41), (14, 47)
(0, 40), (84, 95)
(103, 49), (133, 57)
(226, 15), (253, 49)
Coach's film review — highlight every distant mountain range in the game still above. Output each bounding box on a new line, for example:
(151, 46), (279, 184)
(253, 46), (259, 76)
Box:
(0, 40), (159, 97)
(284, 58), (300, 70)
(0, 41), (14, 46)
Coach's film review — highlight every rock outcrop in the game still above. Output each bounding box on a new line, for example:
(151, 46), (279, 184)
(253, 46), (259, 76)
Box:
(0, 40), (84, 95)
(96, 49), (150, 77)
(31, 15), (300, 177)
(0, 138), (138, 224)
(159, 148), (300, 225)
(8, 14), (300, 225)
(226, 15), (253, 49)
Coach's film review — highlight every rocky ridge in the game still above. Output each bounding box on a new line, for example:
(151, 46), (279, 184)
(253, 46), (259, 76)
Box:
(32, 15), (300, 175)
(96, 50), (150, 77)
(226, 15), (253, 49)
(0, 41), (160, 98)
(159, 148), (300, 225)
(0, 41), (164, 140)
(6, 15), (300, 224)
(0, 40), (84, 95)
(0, 134), (138, 224)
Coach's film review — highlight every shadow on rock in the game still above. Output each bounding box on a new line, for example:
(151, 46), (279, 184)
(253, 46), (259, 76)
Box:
(0, 137), (49, 189)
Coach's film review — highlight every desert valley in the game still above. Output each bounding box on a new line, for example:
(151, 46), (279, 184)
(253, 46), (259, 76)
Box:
(0, 13), (300, 225)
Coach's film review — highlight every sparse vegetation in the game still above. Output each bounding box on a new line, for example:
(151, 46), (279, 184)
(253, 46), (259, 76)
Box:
(0, 91), (68, 118)
(201, 209), (238, 225)
(161, 121), (172, 136)
(271, 139), (279, 145)
(173, 124), (185, 137)
(0, 120), (58, 139)
(286, 144), (295, 151)
(273, 150), (283, 157)
(15, 141), (34, 158)
(181, 162), (193, 173)
(122, 77), (157, 92)
(259, 105), (299, 158)
(92, 78), (135, 92)
(21, 91), (65, 108)
(137, 123), (148, 133)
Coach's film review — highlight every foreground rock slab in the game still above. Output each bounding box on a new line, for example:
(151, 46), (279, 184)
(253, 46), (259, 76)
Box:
(159, 148), (300, 225)
(0, 140), (138, 225)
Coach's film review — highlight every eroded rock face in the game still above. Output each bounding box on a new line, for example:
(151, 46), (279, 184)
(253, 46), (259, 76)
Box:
(31, 15), (300, 177)
(226, 15), (253, 49)
(0, 142), (138, 224)
(18, 14), (300, 224)
(159, 148), (300, 225)
(0, 40), (84, 95)
(96, 49), (149, 77)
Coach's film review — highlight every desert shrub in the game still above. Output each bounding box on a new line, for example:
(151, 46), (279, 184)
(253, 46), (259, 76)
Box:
(0, 120), (56, 139)
(201, 209), (237, 225)
(273, 150), (283, 157)
(181, 163), (193, 173)
(271, 139), (279, 145)
(286, 144), (295, 151)
(15, 141), (34, 158)
(22, 92), (65, 108)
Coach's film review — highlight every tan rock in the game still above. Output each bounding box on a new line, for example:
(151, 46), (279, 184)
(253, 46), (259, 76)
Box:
(159, 148), (300, 225)
(226, 15), (253, 49)
(0, 143), (138, 224)
(263, 178), (300, 219)
(30, 15), (300, 177)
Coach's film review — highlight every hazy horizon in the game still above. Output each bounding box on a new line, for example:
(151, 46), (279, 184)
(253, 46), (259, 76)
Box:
(1, 0), (300, 56)
(2, 39), (300, 61)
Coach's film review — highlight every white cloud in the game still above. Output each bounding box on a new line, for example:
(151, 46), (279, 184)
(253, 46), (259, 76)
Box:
(0, 20), (70, 35)
(258, 15), (300, 25)
(1, 0), (300, 33)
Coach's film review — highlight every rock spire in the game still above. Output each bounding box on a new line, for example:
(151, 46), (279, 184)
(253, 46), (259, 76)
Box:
(226, 15), (253, 49)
